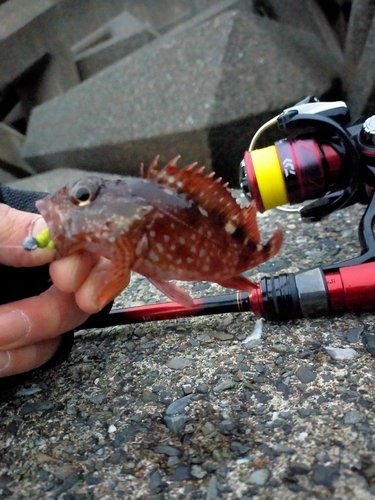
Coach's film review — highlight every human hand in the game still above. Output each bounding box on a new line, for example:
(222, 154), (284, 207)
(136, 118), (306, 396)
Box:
(0, 204), (98, 378)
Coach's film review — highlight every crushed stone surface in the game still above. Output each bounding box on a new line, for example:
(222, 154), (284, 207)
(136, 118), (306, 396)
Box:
(2, 202), (375, 499)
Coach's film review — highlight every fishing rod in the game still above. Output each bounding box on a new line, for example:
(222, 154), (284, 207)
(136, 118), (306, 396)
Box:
(83, 96), (375, 326)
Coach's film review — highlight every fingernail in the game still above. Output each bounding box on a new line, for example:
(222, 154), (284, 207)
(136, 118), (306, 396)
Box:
(31, 216), (48, 238)
(0, 351), (10, 373)
(0, 311), (31, 348)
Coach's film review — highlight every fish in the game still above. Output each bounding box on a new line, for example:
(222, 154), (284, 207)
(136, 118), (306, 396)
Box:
(36, 157), (282, 308)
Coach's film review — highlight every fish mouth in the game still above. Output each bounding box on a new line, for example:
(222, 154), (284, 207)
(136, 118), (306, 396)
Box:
(36, 197), (72, 248)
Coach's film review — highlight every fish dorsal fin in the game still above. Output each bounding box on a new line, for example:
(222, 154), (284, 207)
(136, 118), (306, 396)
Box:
(145, 156), (261, 244)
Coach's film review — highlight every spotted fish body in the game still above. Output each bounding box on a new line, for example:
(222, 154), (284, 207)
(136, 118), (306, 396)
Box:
(36, 157), (283, 307)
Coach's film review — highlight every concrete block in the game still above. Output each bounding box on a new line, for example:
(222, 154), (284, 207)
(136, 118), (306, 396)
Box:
(8, 168), (95, 192)
(347, 13), (375, 117)
(73, 11), (156, 80)
(122, 0), (203, 33)
(73, 2), (243, 81)
(8, 167), (124, 192)
(0, 0), (57, 91)
(165, 0), (243, 37)
(0, 169), (18, 184)
(0, 123), (35, 177)
(0, 0), (134, 93)
(267, 0), (343, 65)
(23, 10), (341, 184)
(0, 0), (80, 112)
(17, 39), (80, 110)
(3, 102), (25, 128)
(72, 10), (156, 54)
(344, 0), (375, 89)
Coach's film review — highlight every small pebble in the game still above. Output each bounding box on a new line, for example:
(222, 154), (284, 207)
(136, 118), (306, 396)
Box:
(197, 333), (211, 342)
(271, 343), (293, 353)
(196, 383), (209, 394)
(290, 463), (311, 475)
(210, 331), (234, 341)
(66, 406), (77, 416)
(298, 408), (313, 417)
(347, 326), (364, 343)
(170, 465), (191, 481)
(167, 456), (180, 467)
(247, 469), (270, 486)
(21, 401), (54, 415)
(141, 390), (158, 403)
(244, 338), (262, 349)
(213, 379), (235, 393)
(344, 410), (361, 424)
(149, 469), (163, 490)
(206, 475), (219, 500)
(312, 464), (339, 490)
(363, 331), (375, 356)
(15, 387), (43, 397)
(362, 464), (375, 480)
(222, 316), (234, 327)
(315, 451), (330, 463)
(275, 380), (290, 397)
(55, 473), (80, 495)
(185, 423), (194, 433)
(295, 366), (316, 384)
(167, 357), (192, 370)
(218, 420), (236, 434)
(324, 346), (358, 361)
(166, 395), (193, 415)
(88, 394), (107, 405)
(164, 415), (187, 434)
(154, 445), (180, 456)
(274, 444), (295, 455)
(54, 465), (80, 480)
(191, 465), (207, 479)
(201, 422), (216, 436)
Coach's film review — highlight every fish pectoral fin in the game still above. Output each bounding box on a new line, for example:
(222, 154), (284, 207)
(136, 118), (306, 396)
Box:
(97, 266), (131, 309)
(216, 275), (257, 291)
(96, 239), (134, 309)
(148, 278), (194, 307)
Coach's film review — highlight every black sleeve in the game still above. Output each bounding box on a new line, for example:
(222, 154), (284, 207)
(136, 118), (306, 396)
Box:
(0, 183), (47, 213)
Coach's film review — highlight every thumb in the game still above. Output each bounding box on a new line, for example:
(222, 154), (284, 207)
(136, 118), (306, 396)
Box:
(0, 204), (55, 267)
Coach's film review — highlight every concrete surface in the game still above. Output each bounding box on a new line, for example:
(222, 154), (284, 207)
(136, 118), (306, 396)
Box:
(1, 188), (375, 499)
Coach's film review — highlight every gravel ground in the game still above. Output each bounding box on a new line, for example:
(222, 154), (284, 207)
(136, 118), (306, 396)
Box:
(1, 198), (375, 499)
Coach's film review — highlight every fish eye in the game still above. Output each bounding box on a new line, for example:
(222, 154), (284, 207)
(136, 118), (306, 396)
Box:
(71, 186), (93, 206)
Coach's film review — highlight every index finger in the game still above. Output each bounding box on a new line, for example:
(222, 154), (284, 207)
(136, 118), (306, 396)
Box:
(0, 285), (89, 350)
